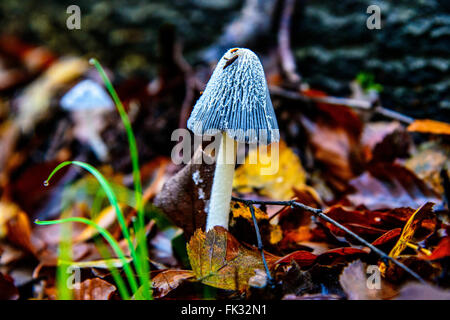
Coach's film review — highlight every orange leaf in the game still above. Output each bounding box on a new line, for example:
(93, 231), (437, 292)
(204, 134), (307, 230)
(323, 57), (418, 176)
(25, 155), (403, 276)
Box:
(407, 119), (450, 135)
(152, 270), (195, 298)
(73, 278), (116, 300)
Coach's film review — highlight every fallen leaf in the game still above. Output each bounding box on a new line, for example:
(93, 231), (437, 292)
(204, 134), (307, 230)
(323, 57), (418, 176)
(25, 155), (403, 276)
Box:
(347, 163), (440, 210)
(15, 57), (88, 133)
(0, 272), (19, 300)
(274, 250), (317, 267)
(6, 210), (36, 254)
(152, 269), (195, 298)
(406, 141), (450, 194)
(233, 140), (306, 199)
(361, 121), (411, 163)
(154, 147), (214, 238)
(424, 237), (450, 260)
(407, 119), (450, 136)
(73, 278), (116, 300)
(372, 228), (402, 247)
(186, 227), (277, 291)
(74, 204), (126, 243)
(387, 202), (435, 259)
(395, 282), (450, 300)
(0, 201), (20, 238)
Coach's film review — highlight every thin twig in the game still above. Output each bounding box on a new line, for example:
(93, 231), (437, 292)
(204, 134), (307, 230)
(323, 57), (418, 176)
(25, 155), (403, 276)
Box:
(269, 85), (415, 124)
(232, 196), (427, 284)
(244, 201), (275, 287)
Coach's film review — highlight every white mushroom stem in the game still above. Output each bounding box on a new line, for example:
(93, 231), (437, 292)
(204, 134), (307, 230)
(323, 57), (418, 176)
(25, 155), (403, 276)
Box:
(206, 132), (237, 231)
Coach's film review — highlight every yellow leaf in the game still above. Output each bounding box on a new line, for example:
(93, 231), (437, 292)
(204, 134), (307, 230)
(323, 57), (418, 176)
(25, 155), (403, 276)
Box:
(379, 202), (434, 274)
(0, 202), (20, 238)
(74, 204), (125, 243)
(233, 140), (306, 199)
(230, 201), (268, 221)
(186, 227), (276, 291)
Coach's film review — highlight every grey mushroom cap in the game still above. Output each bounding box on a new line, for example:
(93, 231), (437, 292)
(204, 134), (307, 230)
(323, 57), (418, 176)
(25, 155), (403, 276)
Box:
(187, 48), (279, 145)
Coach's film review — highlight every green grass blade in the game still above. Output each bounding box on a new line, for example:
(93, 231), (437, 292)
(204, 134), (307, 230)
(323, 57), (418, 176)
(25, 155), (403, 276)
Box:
(35, 217), (137, 298)
(44, 161), (141, 287)
(89, 58), (151, 299)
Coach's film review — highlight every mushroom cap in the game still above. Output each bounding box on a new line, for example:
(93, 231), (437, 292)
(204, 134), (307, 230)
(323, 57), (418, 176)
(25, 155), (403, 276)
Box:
(60, 79), (114, 111)
(187, 48), (279, 144)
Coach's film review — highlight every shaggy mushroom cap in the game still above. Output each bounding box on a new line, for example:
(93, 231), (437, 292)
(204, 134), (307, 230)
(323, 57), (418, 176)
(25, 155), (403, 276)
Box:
(187, 48), (279, 144)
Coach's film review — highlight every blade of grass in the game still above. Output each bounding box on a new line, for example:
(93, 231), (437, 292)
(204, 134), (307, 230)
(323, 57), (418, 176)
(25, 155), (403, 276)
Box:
(45, 161), (139, 271)
(35, 217), (137, 298)
(89, 58), (151, 299)
(56, 208), (73, 300)
(89, 187), (132, 298)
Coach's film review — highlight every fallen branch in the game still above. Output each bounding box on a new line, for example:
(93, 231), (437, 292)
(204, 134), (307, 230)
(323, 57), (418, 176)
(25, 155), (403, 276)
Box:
(269, 85), (415, 124)
(232, 196), (427, 284)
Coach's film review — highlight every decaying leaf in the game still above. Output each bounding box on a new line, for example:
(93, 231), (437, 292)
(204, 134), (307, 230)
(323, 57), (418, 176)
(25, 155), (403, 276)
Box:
(233, 140), (306, 199)
(186, 227), (277, 291)
(361, 121), (411, 163)
(387, 202), (435, 259)
(395, 282), (450, 300)
(6, 209), (36, 254)
(0, 201), (21, 238)
(74, 204), (126, 243)
(425, 237), (450, 260)
(406, 141), (450, 194)
(347, 163), (441, 210)
(73, 278), (116, 300)
(152, 269), (195, 298)
(379, 203), (435, 275)
(0, 272), (19, 300)
(154, 147), (214, 238)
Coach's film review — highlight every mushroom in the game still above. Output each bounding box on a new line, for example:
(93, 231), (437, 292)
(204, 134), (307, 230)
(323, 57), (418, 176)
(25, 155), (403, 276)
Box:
(187, 48), (279, 231)
(60, 79), (114, 161)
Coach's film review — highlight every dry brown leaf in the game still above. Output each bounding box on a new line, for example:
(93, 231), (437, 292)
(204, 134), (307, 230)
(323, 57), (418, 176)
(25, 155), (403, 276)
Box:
(74, 204), (125, 243)
(0, 272), (19, 300)
(186, 227), (277, 291)
(361, 121), (411, 163)
(0, 201), (20, 238)
(73, 278), (116, 300)
(152, 269), (195, 298)
(395, 282), (450, 300)
(405, 141), (450, 194)
(6, 210), (36, 254)
(347, 163), (441, 210)
(154, 147), (214, 238)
